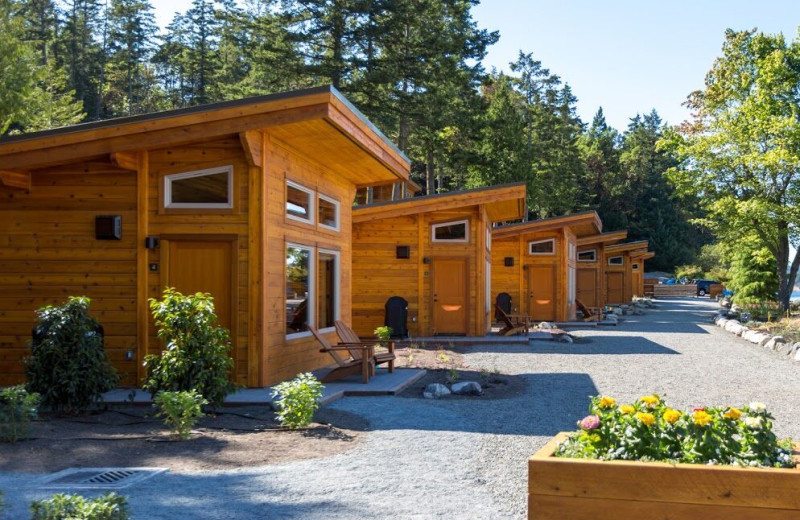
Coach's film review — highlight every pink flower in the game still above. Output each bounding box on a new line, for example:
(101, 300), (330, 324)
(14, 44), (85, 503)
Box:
(580, 415), (601, 430)
(693, 407), (705, 412)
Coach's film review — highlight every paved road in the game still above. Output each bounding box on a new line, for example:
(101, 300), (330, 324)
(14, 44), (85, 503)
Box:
(3, 298), (799, 519)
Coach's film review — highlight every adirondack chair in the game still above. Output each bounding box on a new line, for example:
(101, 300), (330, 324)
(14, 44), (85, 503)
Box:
(334, 320), (396, 373)
(494, 304), (530, 336)
(309, 327), (373, 383)
(575, 299), (599, 321)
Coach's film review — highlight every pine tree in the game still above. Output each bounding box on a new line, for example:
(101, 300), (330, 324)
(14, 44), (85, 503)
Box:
(57, 0), (106, 119)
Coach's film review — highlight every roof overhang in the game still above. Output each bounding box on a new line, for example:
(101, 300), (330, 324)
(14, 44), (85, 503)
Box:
(352, 183), (526, 223)
(631, 250), (655, 260)
(492, 210), (602, 239)
(577, 230), (628, 248)
(0, 86), (410, 187)
(605, 240), (650, 254)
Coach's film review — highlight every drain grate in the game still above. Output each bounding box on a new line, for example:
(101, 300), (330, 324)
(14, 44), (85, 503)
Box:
(41, 467), (168, 489)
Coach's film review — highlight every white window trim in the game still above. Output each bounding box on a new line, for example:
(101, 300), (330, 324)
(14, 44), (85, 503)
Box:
(578, 249), (597, 262)
(528, 238), (555, 256)
(568, 266), (576, 305)
(317, 248), (340, 332)
(163, 165), (233, 209)
(608, 255), (624, 266)
(286, 243), (315, 340)
(317, 193), (341, 232)
(286, 180), (315, 224)
(486, 226), (491, 252)
(431, 219), (469, 243)
(632, 263), (640, 271)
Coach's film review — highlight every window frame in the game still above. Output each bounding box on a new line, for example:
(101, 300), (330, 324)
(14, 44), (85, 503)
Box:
(286, 180), (315, 224)
(528, 238), (555, 256)
(486, 225), (492, 252)
(632, 262), (640, 271)
(316, 248), (340, 332)
(578, 249), (597, 262)
(608, 255), (624, 266)
(431, 219), (470, 243)
(317, 193), (341, 232)
(163, 165), (234, 209)
(285, 243), (315, 340)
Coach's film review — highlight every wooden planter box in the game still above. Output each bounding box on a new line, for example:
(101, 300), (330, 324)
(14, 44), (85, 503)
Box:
(529, 432), (800, 520)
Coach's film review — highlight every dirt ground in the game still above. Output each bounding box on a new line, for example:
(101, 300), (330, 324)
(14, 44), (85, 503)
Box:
(394, 344), (527, 400)
(0, 405), (368, 474)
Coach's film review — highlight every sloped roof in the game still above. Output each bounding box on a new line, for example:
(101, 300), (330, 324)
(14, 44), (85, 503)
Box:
(577, 230), (628, 247)
(491, 210), (602, 239)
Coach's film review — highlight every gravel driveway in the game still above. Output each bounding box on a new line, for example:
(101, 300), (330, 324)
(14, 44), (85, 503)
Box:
(4, 298), (800, 519)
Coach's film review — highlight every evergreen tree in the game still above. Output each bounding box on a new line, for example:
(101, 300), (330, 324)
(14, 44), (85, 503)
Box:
(17, 0), (58, 65)
(578, 108), (626, 228)
(57, 0), (106, 119)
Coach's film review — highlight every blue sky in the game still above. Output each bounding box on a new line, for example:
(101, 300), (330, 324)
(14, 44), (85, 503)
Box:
(153, 1), (800, 131)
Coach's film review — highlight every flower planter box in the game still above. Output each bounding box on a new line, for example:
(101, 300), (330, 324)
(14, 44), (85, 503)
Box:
(528, 432), (800, 520)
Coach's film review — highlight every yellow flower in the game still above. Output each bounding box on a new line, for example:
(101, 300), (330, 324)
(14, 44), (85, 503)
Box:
(620, 405), (635, 415)
(598, 396), (617, 408)
(636, 412), (655, 426)
(663, 409), (681, 424)
(693, 410), (713, 427)
(640, 395), (660, 408)
(723, 408), (742, 420)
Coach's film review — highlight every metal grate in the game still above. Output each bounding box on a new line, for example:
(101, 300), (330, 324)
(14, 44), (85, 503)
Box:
(41, 467), (167, 489)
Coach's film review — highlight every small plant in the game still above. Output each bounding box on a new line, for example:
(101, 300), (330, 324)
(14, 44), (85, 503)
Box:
(436, 352), (451, 363)
(0, 385), (40, 442)
(154, 390), (207, 440)
(406, 354), (414, 363)
(30, 493), (129, 520)
(480, 368), (491, 381)
(446, 368), (460, 384)
(408, 343), (419, 350)
(24, 297), (119, 414)
(373, 326), (392, 342)
(271, 373), (324, 429)
(143, 288), (235, 407)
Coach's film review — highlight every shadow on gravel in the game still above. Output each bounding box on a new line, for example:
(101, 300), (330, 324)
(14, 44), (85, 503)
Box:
(532, 336), (679, 355)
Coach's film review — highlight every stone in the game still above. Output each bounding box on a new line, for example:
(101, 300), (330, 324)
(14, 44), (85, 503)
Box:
(451, 381), (482, 395)
(764, 336), (787, 351)
(724, 320), (741, 333)
(423, 383), (451, 399)
(790, 343), (800, 357)
(775, 342), (793, 356)
(716, 318), (729, 328)
(795, 348), (800, 362)
(758, 335), (773, 347)
(556, 334), (574, 344)
(742, 330), (755, 342)
(748, 333), (769, 345)
(619, 304), (630, 310)
(538, 321), (554, 329)
(632, 309), (645, 316)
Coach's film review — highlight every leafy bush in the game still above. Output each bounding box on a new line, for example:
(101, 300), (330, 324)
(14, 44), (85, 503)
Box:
(271, 373), (324, 429)
(30, 493), (129, 520)
(24, 297), (119, 414)
(0, 385), (40, 442)
(556, 395), (795, 468)
(373, 326), (392, 342)
(154, 390), (207, 440)
(143, 288), (235, 407)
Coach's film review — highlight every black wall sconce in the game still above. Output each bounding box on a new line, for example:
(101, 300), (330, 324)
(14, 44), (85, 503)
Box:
(504, 257), (514, 267)
(422, 256), (430, 264)
(144, 236), (160, 250)
(95, 215), (122, 240)
(396, 245), (411, 259)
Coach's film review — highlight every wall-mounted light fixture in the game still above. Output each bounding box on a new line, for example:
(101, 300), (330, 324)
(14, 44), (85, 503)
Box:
(504, 257), (514, 267)
(144, 236), (160, 250)
(396, 245), (411, 259)
(422, 256), (430, 264)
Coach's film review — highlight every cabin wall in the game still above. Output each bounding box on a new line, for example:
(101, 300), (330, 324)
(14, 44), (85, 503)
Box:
(0, 161), (139, 385)
(605, 250), (630, 305)
(577, 244), (607, 314)
(565, 229), (578, 321)
(264, 135), (356, 385)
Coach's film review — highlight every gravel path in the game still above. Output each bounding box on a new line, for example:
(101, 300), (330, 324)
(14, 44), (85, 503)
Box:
(3, 298), (800, 519)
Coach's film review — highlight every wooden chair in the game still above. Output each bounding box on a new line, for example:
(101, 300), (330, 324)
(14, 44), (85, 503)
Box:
(575, 299), (600, 321)
(309, 327), (373, 383)
(334, 320), (396, 373)
(494, 304), (530, 336)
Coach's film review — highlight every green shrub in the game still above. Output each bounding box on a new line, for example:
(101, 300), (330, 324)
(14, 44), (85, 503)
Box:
(154, 390), (207, 440)
(373, 326), (392, 342)
(0, 385), (40, 442)
(30, 493), (129, 520)
(143, 288), (235, 407)
(23, 297), (119, 414)
(271, 373), (324, 429)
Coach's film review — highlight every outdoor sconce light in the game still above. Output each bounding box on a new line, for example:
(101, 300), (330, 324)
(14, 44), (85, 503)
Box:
(144, 236), (160, 250)
(422, 256), (430, 264)
(504, 257), (514, 267)
(95, 215), (122, 240)
(396, 245), (411, 259)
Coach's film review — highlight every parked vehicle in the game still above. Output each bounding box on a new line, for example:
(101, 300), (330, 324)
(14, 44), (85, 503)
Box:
(694, 279), (720, 297)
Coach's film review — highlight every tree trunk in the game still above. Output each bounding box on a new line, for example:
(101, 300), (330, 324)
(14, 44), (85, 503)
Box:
(426, 149), (435, 195)
(775, 230), (797, 311)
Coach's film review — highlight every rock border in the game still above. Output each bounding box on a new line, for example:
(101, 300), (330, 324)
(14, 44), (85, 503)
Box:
(713, 312), (800, 362)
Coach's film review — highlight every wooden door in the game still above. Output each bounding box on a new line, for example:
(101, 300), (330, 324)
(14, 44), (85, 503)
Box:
(606, 272), (624, 305)
(527, 265), (556, 321)
(432, 258), (468, 335)
(577, 268), (598, 308)
(163, 239), (235, 333)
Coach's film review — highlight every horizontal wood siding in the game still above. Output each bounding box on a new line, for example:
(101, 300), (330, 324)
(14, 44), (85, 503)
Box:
(0, 162), (138, 385)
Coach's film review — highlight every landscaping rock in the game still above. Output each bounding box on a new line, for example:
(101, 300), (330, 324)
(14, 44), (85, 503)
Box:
(748, 333), (769, 345)
(775, 342), (794, 356)
(724, 320), (742, 334)
(423, 383), (451, 399)
(790, 343), (800, 357)
(451, 381), (482, 396)
(764, 336), (787, 351)
(716, 317), (729, 327)
(795, 348), (800, 362)
(538, 321), (554, 329)
(758, 335), (773, 347)
(556, 334), (574, 344)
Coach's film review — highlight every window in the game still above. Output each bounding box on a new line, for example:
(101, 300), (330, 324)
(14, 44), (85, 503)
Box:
(608, 255), (623, 266)
(432, 219), (469, 243)
(318, 194), (340, 231)
(286, 245), (312, 336)
(164, 166), (233, 209)
(578, 249), (596, 262)
(286, 181), (314, 223)
(317, 250), (339, 329)
(632, 263), (640, 271)
(528, 239), (555, 255)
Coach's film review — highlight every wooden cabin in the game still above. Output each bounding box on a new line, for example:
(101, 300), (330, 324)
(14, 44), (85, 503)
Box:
(351, 183), (526, 337)
(354, 178), (421, 204)
(0, 86), (410, 387)
(630, 250), (655, 298)
(491, 211), (602, 323)
(604, 240), (650, 305)
(575, 230), (628, 315)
